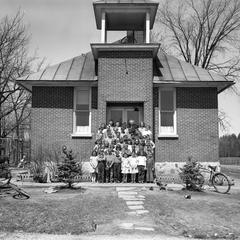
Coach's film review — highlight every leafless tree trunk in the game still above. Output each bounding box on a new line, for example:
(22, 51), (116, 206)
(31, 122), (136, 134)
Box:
(155, 0), (240, 83)
(0, 10), (35, 138)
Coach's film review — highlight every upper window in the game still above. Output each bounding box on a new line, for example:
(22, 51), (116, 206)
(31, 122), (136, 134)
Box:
(159, 88), (177, 136)
(73, 87), (91, 136)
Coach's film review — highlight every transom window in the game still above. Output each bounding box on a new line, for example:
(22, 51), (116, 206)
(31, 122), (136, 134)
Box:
(107, 106), (143, 125)
(159, 88), (177, 136)
(73, 87), (91, 136)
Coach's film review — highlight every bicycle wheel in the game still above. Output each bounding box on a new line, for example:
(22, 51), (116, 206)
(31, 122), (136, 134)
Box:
(13, 191), (30, 200)
(212, 173), (231, 194)
(9, 183), (30, 200)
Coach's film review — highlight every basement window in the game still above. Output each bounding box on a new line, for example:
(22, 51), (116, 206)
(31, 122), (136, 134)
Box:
(159, 88), (178, 138)
(72, 87), (92, 137)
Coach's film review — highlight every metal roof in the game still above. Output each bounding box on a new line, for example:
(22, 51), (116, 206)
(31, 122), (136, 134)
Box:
(155, 51), (227, 82)
(17, 49), (234, 93)
(17, 52), (95, 82)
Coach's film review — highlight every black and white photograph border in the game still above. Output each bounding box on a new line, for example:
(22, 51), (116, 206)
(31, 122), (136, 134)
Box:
(0, 0), (240, 239)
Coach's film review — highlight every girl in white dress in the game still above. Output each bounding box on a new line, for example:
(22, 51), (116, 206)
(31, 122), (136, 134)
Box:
(129, 152), (138, 183)
(89, 151), (98, 182)
(121, 152), (130, 183)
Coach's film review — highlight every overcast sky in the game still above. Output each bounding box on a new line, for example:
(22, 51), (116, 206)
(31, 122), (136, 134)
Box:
(0, 0), (239, 136)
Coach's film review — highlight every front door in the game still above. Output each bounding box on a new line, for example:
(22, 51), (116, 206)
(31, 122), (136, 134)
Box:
(107, 106), (143, 125)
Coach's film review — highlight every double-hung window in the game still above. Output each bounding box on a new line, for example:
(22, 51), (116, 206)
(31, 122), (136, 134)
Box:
(159, 88), (177, 136)
(73, 87), (91, 136)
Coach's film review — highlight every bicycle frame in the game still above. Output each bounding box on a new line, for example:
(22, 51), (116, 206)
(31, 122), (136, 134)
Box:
(198, 165), (214, 184)
(0, 176), (30, 199)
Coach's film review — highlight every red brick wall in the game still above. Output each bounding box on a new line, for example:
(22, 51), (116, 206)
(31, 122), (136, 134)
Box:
(154, 87), (219, 163)
(97, 51), (153, 127)
(31, 87), (98, 161)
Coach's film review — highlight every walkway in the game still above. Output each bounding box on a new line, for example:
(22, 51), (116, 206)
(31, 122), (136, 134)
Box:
(115, 186), (155, 232)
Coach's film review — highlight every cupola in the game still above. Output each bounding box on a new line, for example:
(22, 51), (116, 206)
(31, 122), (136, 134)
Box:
(93, 0), (159, 44)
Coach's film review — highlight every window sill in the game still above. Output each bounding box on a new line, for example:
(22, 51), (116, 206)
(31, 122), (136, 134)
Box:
(71, 133), (93, 138)
(158, 134), (179, 139)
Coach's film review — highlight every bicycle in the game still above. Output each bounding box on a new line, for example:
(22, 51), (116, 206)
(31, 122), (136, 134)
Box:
(0, 176), (30, 200)
(194, 163), (232, 194)
(0, 159), (30, 200)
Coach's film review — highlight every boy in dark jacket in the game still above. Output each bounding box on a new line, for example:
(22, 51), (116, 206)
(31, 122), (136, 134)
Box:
(105, 150), (115, 183)
(97, 151), (106, 183)
(113, 151), (122, 183)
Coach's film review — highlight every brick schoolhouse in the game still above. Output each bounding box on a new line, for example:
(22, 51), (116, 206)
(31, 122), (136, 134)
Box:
(17, 0), (234, 180)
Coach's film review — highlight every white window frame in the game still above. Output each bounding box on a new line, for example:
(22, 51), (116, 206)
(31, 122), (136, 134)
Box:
(72, 87), (92, 137)
(106, 107), (143, 124)
(158, 87), (178, 138)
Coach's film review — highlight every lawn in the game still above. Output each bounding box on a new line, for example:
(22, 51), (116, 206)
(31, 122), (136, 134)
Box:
(221, 165), (240, 180)
(0, 187), (127, 235)
(1, 183), (240, 239)
(145, 188), (240, 239)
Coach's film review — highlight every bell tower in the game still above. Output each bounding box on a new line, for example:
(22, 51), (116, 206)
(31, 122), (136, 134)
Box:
(91, 0), (160, 128)
(93, 0), (158, 44)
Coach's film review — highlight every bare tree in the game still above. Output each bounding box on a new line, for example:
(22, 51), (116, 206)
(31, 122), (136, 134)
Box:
(0, 10), (35, 138)
(155, 0), (240, 83)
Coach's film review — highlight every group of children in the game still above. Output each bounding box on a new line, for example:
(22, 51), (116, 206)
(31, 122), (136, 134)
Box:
(89, 120), (155, 183)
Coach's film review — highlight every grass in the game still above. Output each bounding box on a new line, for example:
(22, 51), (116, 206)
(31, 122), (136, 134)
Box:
(0, 187), (126, 235)
(145, 189), (240, 238)
(221, 164), (240, 180)
(1, 182), (240, 238)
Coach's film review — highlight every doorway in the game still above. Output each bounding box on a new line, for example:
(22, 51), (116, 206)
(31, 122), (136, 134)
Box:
(106, 103), (143, 125)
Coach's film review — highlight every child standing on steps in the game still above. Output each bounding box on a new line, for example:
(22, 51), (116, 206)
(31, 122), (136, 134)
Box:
(97, 151), (106, 183)
(121, 152), (130, 183)
(89, 151), (98, 182)
(105, 150), (114, 183)
(129, 152), (138, 183)
(137, 150), (147, 183)
(113, 151), (122, 183)
(146, 149), (154, 183)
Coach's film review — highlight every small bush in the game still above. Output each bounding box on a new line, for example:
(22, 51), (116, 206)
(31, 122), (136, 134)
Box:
(179, 156), (204, 191)
(57, 146), (83, 188)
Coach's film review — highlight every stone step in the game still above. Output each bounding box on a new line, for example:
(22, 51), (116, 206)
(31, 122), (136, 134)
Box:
(126, 201), (144, 205)
(136, 209), (149, 214)
(116, 187), (137, 191)
(117, 191), (138, 195)
(134, 226), (155, 231)
(118, 222), (155, 231)
(118, 222), (134, 229)
(126, 211), (138, 216)
(128, 205), (145, 210)
(119, 197), (139, 201)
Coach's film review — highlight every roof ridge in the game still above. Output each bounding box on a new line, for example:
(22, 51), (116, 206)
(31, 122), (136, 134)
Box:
(177, 58), (187, 81)
(66, 57), (75, 80)
(163, 52), (174, 80)
(39, 68), (47, 81)
(79, 53), (88, 80)
(52, 63), (61, 81)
